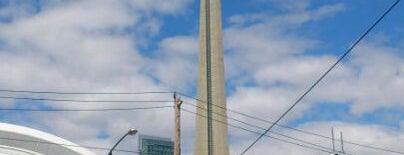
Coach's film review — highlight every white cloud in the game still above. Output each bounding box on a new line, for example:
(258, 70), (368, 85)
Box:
(253, 55), (337, 86)
(223, 2), (404, 154)
(229, 121), (404, 155)
(0, 0), (38, 20)
(0, 0), (193, 154)
(0, 0), (403, 155)
(128, 0), (192, 15)
(224, 24), (318, 84)
(148, 36), (198, 91)
(227, 87), (311, 124)
(279, 3), (345, 25)
(224, 0), (403, 119)
(309, 42), (404, 114)
(261, 0), (311, 12)
(223, 3), (346, 84)
(227, 2), (345, 27)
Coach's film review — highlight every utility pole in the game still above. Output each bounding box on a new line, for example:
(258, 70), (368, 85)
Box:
(174, 92), (183, 155)
(340, 132), (345, 154)
(331, 128), (338, 155)
(330, 128), (346, 155)
(332, 128), (335, 153)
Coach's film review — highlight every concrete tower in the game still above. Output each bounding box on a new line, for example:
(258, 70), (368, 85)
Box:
(195, 0), (229, 155)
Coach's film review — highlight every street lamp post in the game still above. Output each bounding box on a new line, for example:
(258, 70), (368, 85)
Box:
(108, 129), (138, 155)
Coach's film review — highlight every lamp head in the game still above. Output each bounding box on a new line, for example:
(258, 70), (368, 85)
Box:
(128, 129), (138, 135)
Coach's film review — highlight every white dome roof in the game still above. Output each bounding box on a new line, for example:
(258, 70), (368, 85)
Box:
(0, 123), (97, 155)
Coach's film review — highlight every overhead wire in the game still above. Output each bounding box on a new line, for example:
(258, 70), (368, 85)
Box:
(0, 96), (174, 103)
(180, 107), (335, 154)
(182, 101), (343, 153)
(0, 91), (171, 153)
(240, 0), (401, 154)
(0, 0), (400, 154)
(0, 94), (332, 153)
(1, 91), (402, 154)
(0, 91), (342, 145)
(179, 93), (404, 154)
(0, 137), (141, 154)
(0, 89), (174, 111)
(0, 105), (172, 112)
(0, 89), (173, 95)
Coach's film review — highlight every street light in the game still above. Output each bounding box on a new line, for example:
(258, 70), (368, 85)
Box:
(108, 129), (138, 155)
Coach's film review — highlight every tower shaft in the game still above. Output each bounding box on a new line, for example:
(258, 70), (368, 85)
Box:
(195, 0), (229, 155)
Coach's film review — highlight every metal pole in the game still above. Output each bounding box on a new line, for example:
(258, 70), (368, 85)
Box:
(205, 0), (214, 154)
(340, 132), (345, 154)
(174, 93), (182, 155)
(108, 133), (129, 155)
(332, 128), (335, 154)
(109, 129), (136, 155)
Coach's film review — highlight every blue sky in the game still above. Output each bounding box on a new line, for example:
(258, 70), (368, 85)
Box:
(0, 0), (403, 154)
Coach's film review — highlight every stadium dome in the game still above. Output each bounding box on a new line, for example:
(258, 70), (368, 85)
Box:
(0, 123), (97, 155)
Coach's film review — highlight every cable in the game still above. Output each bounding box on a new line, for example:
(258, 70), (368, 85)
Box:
(2, 93), (400, 154)
(0, 89), (172, 95)
(275, 124), (404, 155)
(181, 108), (335, 154)
(241, 1), (401, 154)
(179, 93), (404, 154)
(180, 94), (404, 154)
(0, 137), (141, 154)
(343, 141), (404, 155)
(182, 101), (340, 153)
(0, 96), (174, 103)
(0, 105), (172, 112)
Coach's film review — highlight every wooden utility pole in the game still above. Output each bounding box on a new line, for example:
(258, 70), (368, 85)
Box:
(174, 93), (183, 155)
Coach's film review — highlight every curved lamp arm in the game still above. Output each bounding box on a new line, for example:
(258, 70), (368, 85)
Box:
(108, 129), (137, 155)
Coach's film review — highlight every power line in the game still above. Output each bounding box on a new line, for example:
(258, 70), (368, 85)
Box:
(0, 96), (174, 103)
(179, 93), (404, 154)
(1, 93), (400, 154)
(241, 0), (401, 154)
(0, 89), (172, 95)
(182, 101), (339, 153)
(343, 141), (404, 155)
(0, 137), (141, 154)
(181, 108), (335, 154)
(0, 105), (172, 112)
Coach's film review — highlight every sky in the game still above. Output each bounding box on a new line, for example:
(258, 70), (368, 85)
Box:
(0, 0), (403, 155)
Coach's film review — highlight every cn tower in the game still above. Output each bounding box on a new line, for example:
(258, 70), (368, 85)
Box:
(194, 0), (229, 154)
